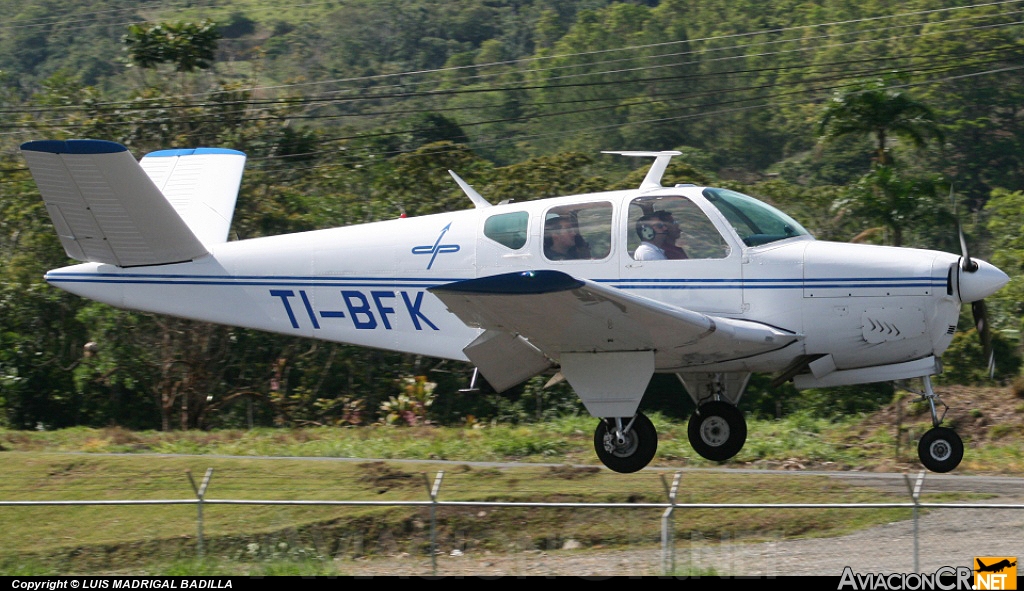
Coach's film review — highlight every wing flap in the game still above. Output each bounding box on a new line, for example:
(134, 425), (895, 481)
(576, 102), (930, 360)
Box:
(21, 140), (208, 267)
(463, 330), (552, 393)
(430, 270), (800, 368)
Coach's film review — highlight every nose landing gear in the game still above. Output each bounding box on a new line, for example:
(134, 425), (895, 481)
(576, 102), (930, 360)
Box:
(904, 375), (964, 473)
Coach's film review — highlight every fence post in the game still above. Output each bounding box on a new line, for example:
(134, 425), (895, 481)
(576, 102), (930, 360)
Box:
(902, 470), (925, 573)
(187, 468), (214, 558)
(660, 472), (682, 575)
(424, 470), (444, 575)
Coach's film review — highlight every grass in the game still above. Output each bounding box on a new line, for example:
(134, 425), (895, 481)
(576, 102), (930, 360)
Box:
(5, 410), (1020, 471)
(0, 414), (866, 464)
(0, 408), (1019, 574)
(0, 450), (923, 575)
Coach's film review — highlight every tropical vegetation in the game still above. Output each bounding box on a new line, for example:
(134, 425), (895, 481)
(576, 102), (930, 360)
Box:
(1, 0), (1023, 432)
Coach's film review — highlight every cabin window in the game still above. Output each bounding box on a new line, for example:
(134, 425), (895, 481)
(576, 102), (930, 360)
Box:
(483, 211), (529, 250)
(544, 202), (613, 261)
(702, 188), (810, 246)
(628, 196), (730, 260)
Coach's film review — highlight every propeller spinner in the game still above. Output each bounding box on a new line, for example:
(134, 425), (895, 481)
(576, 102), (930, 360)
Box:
(952, 186), (1009, 376)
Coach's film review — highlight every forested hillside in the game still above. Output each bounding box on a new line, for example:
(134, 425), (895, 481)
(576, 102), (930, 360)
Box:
(1, 0), (1022, 431)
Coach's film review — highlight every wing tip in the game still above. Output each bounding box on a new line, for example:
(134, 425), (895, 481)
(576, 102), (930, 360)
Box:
(145, 147), (246, 158)
(21, 139), (128, 155)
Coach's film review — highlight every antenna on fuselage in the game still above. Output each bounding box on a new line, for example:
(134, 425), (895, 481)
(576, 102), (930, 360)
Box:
(448, 170), (491, 208)
(602, 150), (682, 191)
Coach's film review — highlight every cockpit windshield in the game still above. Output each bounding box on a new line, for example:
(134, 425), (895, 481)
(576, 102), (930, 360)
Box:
(702, 188), (811, 247)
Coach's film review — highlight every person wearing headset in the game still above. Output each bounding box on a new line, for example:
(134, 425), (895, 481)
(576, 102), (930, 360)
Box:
(634, 211), (686, 260)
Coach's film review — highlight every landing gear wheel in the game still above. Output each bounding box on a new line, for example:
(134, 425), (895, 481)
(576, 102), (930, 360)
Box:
(918, 427), (963, 473)
(594, 412), (658, 473)
(688, 401), (747, 462)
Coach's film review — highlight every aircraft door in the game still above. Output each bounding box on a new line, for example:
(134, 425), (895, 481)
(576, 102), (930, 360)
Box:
(618, 195), (744, 314)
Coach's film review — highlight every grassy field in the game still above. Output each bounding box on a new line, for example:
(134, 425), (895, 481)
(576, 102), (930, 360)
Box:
(0, 450), (941, 576)
(2, 402), (1021, 575)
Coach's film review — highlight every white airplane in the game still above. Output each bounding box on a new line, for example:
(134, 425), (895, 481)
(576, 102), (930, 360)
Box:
(20, 140), (1009, 474)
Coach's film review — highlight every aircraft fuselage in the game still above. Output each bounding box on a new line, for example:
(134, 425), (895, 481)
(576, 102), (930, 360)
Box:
(46, 185), (981, 386)
(26, 141), (1010, 473)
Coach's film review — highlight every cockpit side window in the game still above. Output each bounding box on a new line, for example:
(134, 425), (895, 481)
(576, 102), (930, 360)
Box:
(544, 202), (613, 261)
(628, 196), (730, 260)
(483, 211), (528, 250)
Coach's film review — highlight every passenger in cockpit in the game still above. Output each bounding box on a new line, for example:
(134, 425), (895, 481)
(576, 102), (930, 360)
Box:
(544, 216), (591, 260)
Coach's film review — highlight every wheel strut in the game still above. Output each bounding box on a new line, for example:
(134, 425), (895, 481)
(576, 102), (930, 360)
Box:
(897, 375), (964, 473)
(920, 375), (948, 428)
(610, 416), (636, 447)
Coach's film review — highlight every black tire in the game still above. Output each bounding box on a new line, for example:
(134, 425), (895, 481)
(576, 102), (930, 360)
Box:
(593, 412), (658, 473)
(687, 401), (747, 462)
(917, 427), (964, 473)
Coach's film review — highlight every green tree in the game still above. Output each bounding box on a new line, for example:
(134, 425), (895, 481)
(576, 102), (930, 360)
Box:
(837, 166), (949, 247)
(378, 141), (493, 216)
(910, 2), (1024, 211)
(0, 174), (89, 429)
(819, 82), (944, 168)
(985, 188), (1024, 335)
(123, 20), (220, 73)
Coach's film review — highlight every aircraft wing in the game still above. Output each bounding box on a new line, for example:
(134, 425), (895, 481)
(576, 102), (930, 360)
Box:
(429, 270), (800, 390)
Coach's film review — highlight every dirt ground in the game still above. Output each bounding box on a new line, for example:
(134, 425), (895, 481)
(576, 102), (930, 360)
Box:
(336, 499), (1024, 576)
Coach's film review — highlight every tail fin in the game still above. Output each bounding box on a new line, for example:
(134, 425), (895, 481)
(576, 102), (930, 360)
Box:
(21, 140), (246, 267)
(21, 140), (209, 267)
(140, 147), (246, 246)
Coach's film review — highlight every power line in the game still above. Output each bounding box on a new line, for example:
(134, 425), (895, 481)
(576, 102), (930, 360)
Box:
(3, 1), (1023, 172)
(3, 27), (1017, 135)
(4, 12), (1019, 126)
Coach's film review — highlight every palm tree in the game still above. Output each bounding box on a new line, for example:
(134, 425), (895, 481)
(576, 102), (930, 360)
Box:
(819, 83), (944, 167)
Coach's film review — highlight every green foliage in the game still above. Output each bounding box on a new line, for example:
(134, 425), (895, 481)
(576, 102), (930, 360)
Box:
(0, 172), (89, 429)
(488, 376), (585, 424)
(938, 328), (1021, 386)
(788, 383), (895, 419)
(819, 80), (944, 168)
(380, 376), (436, 426)
(123, 20), (221, 73)
(986, 189), (1024, 328)
(836, 166), (950, 247)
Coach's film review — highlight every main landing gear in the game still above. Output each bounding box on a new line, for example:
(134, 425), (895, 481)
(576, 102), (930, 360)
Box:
(677, 373), (749, 463)
(911, 375), (964, 473)
(594, 413), (658, 473)
(687, 400), (748, 462)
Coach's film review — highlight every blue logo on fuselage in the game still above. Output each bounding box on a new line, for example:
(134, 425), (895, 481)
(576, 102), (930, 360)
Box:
(412, 222), (460, 269)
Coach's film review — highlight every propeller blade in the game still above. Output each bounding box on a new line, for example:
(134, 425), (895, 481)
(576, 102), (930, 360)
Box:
(951, 185), (1002, 380)
(959, 221), (977, 272)
(972, 299), (995, 378)
(950, 185), (978, 273)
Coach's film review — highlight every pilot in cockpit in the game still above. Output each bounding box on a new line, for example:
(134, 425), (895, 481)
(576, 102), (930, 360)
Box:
(634, 211), (687, 260)
(544, 215), (591, 260)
